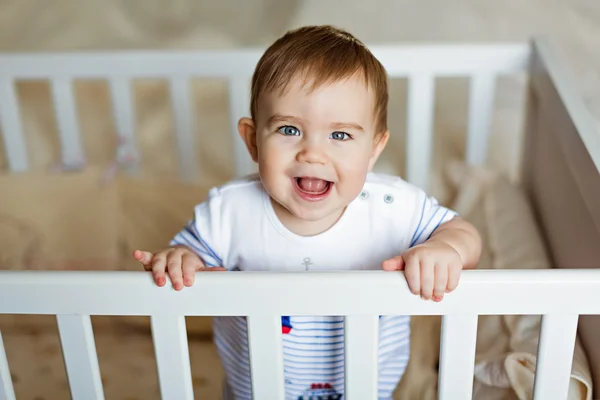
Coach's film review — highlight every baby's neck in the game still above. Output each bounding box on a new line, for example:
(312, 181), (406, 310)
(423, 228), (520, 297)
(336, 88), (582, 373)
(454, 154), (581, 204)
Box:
(270, 198), (346, 237)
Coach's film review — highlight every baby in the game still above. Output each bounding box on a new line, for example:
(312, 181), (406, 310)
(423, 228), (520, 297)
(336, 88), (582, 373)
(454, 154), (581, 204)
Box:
(134, 25), (481, 400)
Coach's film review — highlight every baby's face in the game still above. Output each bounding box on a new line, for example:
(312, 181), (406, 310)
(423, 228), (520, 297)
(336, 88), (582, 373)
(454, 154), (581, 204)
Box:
(245, 74), (388, 234)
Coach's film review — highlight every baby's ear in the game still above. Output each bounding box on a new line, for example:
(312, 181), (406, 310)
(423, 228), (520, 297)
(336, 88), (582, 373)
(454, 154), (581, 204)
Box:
(368, 130), (390, 170)
(237, 117), (258, 162)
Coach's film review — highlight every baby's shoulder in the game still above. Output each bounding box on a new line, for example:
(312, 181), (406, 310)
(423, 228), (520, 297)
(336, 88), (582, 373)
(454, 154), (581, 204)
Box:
(362, 172), (426, 204)
(203, 173), (265, 209)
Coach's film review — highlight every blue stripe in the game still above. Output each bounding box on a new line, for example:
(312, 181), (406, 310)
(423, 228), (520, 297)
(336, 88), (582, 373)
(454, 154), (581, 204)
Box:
(283, 346), (344, 354)
(284, 364), (345, 373)
(170, 233), (211, 259)
(380, 333), (410, 347)
(379, 330), (410, 345)
(283, 369), (344, 379)
(410, 206), (441, 246)
(286, 333), (345, 339)
(288, 326), (344, 332)
(282, 338), (344, 347)
(182, 226), (220, 263)
(426, 209), (450, 241)
(190, 222), (223, 263)
(379, 359), (410, 368)
(378, 338), (410, 355)
(214, 335), (250, 368)
(289, 319), (343, 325)
(410, 196), (428, 243)
(218, 364), (252, 397)
(378, 322), (411, 341)
(282, 352), (344, 361)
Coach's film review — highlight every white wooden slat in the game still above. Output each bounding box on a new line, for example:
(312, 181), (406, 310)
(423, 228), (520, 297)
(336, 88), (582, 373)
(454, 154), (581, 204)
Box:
(438, 314), (478, 400)
(344, 315), (379, 400)
(532, 314), (579, 400)
(0, 331), (16, 400)
(406, 74), (435, 190)
(109, 76), (139, 173)
(228, 76), (257, 177)
(56, 314), (104, 399)
(169, 76), (198, 181)
(0, 44), (529, 79)
(2, 269), (600, 316)
(0, 79), (28, 171)
(466, 73), (496, 165)
(150, 315), (194, 400)
(51, 77), (85, 167)
(246, 315), (285, 399)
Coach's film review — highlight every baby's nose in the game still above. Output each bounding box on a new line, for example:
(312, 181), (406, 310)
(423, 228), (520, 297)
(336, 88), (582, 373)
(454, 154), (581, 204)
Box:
(296, 144), (328, 164)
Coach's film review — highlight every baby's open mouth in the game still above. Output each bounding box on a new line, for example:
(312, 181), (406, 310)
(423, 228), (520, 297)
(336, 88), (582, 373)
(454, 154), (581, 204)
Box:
(294, 177), (332, 195)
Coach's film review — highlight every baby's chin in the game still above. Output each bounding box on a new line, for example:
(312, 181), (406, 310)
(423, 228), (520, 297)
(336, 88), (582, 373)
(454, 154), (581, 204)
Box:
(286, 198), (348, 223)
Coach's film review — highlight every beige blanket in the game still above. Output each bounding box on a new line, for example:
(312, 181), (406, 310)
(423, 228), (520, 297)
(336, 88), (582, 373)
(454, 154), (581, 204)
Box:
(395, 162), (593, 400)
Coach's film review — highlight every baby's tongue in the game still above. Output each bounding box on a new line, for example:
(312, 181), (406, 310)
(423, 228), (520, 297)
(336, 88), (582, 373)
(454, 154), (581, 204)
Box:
(297, 177), (327, 193)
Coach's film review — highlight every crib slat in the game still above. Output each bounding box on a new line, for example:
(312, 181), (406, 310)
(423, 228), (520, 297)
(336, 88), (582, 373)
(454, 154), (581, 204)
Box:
(406, 74), (435, 190)
(0, 331), (16, 400)
(228, 76), (256, 177)
(0, 79), (28, 171)
(150, 315), (194, 400)
(344, 315), (379, 399)
(109, 77), (138, 172)
(56, 314), (104, 399)
(246, 315), (285, 399)
(466, 73), (496, 165)
(532, 314), (579, 400)
(170, 77), (198, 181)
(438, 314), (478, 400)
(51, 78), (85, 167)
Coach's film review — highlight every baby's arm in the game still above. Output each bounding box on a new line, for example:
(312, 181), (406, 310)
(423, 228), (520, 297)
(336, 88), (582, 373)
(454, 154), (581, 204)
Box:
(382, 190), (482, 301)
(426, 217), (481, 270)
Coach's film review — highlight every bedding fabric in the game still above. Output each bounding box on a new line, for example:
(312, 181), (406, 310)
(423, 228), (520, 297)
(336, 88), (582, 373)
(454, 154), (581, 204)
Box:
(394, 161), (593, 400)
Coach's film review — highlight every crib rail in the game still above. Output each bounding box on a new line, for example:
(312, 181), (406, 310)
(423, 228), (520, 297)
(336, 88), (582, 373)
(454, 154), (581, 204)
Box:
(1, 269), (599, 400)
(0, 43), (529, 188)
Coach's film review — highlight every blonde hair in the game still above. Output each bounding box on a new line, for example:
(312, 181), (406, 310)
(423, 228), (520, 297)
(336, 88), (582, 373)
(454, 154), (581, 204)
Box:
(250, 25), (388, 135)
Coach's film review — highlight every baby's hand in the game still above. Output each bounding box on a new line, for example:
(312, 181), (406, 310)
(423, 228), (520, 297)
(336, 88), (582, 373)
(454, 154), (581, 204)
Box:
(382, 241), (463, 302)
(133, 246), (226, 291)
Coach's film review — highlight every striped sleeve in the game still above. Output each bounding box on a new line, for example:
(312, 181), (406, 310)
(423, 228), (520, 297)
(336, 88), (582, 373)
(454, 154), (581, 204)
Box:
(169, 188), (224, 268)
(409, 192), (457, 247)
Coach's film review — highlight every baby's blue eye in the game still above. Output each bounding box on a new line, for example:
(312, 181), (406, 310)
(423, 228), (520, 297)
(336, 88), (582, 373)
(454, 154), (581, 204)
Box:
(278, 126), (300, 136)
(330, 131), (350, 141)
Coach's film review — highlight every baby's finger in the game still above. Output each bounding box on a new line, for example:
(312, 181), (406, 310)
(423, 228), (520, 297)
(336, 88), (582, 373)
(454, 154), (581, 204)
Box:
(445, 263), (462, 293)
(133, 250), (154, 268)
(382, 256), (405, 271)
(181, 254), (199, 287)
(403, 256), (421, 295)
(166, 254), (184, 291)
(420, 261), (435, 300)
(151, 253), (167, 287)
(433, 263), (448, 302)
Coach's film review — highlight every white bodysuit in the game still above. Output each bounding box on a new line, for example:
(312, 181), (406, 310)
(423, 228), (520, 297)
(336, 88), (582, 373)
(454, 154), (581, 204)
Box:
(170, 172), (456, 400)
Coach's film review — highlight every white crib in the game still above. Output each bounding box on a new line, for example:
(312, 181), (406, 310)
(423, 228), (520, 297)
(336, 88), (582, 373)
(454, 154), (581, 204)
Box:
(1, 38), (600, 400)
